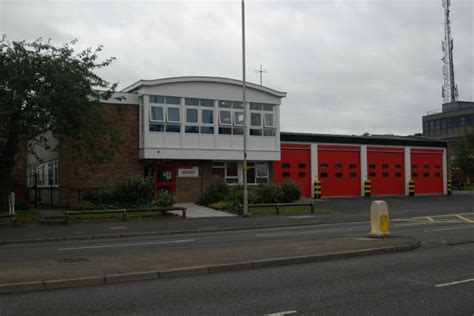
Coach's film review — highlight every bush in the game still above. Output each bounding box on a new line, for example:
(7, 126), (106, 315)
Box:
(197, 178), (230, 206)
(280, 181), (301, 202)
(81, 177), (154, 208)
(208, 201), (232, 211)
(227, 184), (257, 210)
(255, 182), (283, 203)
(72, 200), (97, 210)
(154, 190), (175, 208)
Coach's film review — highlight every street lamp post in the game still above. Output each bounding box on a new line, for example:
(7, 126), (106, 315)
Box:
(241, 0), (248, 217)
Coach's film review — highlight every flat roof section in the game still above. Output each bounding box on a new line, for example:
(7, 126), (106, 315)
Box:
(280, 132), (447, 148)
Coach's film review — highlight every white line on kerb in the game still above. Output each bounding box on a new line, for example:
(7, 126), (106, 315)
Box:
(57, 239), (195, 251)
(264, 310), (298, 316)
(256, 229), (340, 238)
(435, 278), (474, 288)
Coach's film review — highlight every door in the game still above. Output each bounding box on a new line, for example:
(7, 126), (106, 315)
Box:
(410, 149), (443, 194)
(154, 163), (176, 194)
(318, 145), (361, 197)
(274, 144), (311, 197)
(367, 147), (405, 195)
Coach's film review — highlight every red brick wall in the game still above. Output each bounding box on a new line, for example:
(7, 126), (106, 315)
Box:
(58, 103), (143, 207)
(175, 161), (213, 203)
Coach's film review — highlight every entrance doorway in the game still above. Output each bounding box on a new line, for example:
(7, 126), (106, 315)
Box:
(154, 163), (176, 194)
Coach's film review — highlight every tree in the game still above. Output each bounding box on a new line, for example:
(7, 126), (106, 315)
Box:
(0, 37), (121, 211)
(453, 130), (474, 182)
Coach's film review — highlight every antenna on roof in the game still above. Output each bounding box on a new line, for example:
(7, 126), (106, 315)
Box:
(254, 64), (268, 86)
(441, 0), (458, 103)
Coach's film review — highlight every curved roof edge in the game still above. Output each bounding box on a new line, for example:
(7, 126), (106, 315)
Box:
(121, 76), (287, 98)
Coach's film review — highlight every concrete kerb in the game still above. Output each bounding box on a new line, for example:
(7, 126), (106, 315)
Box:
(0, 219), (368, 246)
(0, 239), (421, 295)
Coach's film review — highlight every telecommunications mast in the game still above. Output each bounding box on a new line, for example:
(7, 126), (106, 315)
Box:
(441, 0), (458, 103)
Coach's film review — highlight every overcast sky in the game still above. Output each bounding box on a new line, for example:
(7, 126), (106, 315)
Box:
(1, 0), (473, 136)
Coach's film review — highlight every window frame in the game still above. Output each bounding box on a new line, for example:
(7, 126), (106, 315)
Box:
(150, 106), (165, 123)
(166, 107), (181, 123)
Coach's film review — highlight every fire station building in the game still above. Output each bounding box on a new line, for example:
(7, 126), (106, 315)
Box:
(25, 77), (448, 207)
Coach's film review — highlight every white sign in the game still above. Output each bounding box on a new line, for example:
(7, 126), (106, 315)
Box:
(178, 166), (199, 178)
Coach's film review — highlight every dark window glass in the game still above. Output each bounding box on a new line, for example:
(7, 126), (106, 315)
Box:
(382, 164), (389, 169)
(149, 95), (165, 104)
(369, 172), (376, 177)
(251, 113), (261, 126)
(166, 96), (181, 105)
(149, 124), (164, 132)
(298, 172), (306, 178)
(335, 164), (343, 169)
(202, 110), (214, 124)
(250, 129), (262, 136)
(185, 98), (199, 106)
(233, 128), (243, 135)
(320, 163), (328, 169)
(335, 172), (343, 178)
(369, 164), (376, 169)
(298, 163), (306, 168)
(200, 99), (214, 107)
(395, 172), (402, 177)
(219, 101), (232, 108)
(282, 163), (290, 168)
(349, 164), (357, 169)
(434, 165), (441, 171)
(186, 109), (198, 123)
(151, 106), (164, 121)
(412, 173), (418, 177)
(282, 172), (290, 178)
(218, 127), (232, 135)
(395, 164), (402, 169)
(424, 173), (429, 177)
(434, 172), (441, 177)
(167, 108), (180, 122)
(166, 125), (180, 133)
(200, 127), (214, 134)
(349, 172), (357, 177)
(412, 164), (418, 169)
(262, 104), (274, 111)
(382, 172), (389, 177)
(232, 102), (243, 109)
(185, 126), (199, 133)
(250, 103), (262, 110)
(423, 165), (429, 170)
(320, 172), (328, 178)
(263, 129), (275, 136)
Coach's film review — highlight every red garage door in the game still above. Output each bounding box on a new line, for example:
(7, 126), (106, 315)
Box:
(274, 144), (311, 198)
(411, 148), (444, 194)
(367, 147), (405, 196)
(318, 145), (360, 197)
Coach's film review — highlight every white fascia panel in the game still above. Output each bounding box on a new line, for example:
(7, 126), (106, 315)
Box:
(140, 148), (279, 161)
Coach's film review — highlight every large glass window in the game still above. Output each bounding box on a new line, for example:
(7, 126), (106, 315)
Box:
(202, 110), (214, 124)
(251, 113), (261, 127)
(219, 110), (232, 126)
(186, 109), (198, 123)
(150, 106), (164, 122)
(149, 95), (180, 105)
(264, 113), (275, 127)
(234, 112), (244, 126)
(185, 98), (199, 106)
(167, 108), (181, 123)
(212, 162), (239, 184)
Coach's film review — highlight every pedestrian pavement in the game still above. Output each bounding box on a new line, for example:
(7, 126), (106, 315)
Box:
(0, 235), (420, 294)
(174, 203), (237, 218)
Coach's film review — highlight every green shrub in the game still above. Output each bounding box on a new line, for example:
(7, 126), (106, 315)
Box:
(227, 184), (257, 210)
(197, 178), (230, 206)
(81, 177), (154, 207)
(154, 190), (175, 208)
(280, 181), (301, 202)
(209, 201), (232, 211)
(255, 182), (283, 203)
(72, 200), (97, 210)
(15, 196), (29, 210)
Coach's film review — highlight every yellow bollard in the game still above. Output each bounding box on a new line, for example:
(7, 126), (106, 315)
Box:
(370, 200), (390, 238)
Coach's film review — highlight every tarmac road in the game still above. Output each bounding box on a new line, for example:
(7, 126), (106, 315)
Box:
(1, 228), (473, 315)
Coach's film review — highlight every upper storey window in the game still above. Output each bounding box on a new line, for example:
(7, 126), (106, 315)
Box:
(150, 107), (164, 122)
(149, 95), (182, 133)
(149, 95), (180, 105)
(185, 98), (214, 107)
(249, 103), (276, 136)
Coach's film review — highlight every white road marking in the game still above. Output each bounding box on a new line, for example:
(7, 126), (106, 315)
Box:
(256, 229), (341, 237)
(264, 310), (297, 316)
(428, 226), (474, 232)
(57, 239), (195, 251)
(435, 278), (474, 288)
(109, 226), (127, 230)
(394, 222), (435, 227)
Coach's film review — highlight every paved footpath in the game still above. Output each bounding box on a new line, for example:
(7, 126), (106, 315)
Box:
(0, 235), (419, 294)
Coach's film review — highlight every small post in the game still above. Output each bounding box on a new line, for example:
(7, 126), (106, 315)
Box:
(364, 179), (371, 197)
(314, 180), (321, 199)
(310, 203), (315, 214)
(183, 207), (187, 219)
(8, 192), (15, 217)
(447, 180), (452, 195)
(276, 204), (280, 214)
(409, 179), (415, 197)
(370, 200), (390, 238)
